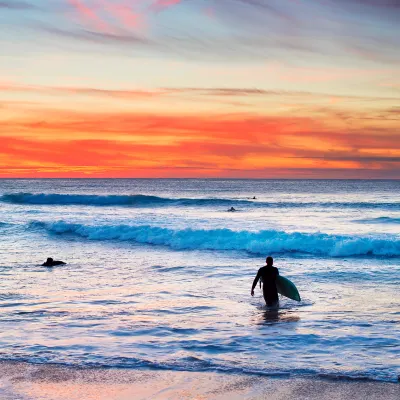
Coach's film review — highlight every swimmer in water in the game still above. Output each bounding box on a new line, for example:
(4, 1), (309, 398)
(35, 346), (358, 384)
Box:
(228, 207), (236, 212)
(42, 257), (66, 267)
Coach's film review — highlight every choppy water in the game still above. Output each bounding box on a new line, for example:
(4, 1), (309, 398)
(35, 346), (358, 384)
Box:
(0, 179), (399, 382)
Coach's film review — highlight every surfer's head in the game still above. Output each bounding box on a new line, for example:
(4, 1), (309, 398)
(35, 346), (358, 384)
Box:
(266, 256), (273, 266)
(46, 258), (53, 263)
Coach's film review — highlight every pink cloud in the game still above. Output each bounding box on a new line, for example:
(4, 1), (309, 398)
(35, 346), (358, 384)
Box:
(66, 0), (183, 34)
(99, 1), (144, 30)
(68, 0), (111, 32)
(152, 0), (182, 11)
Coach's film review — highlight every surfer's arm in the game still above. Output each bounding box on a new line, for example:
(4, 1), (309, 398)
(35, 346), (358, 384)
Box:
(251, 270), (261, 296)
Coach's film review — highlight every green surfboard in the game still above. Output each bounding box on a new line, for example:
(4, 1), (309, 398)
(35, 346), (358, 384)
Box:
(276, 276), (301, 302)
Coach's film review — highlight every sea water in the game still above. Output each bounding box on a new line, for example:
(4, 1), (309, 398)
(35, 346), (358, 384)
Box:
(0, 179), (399, 382)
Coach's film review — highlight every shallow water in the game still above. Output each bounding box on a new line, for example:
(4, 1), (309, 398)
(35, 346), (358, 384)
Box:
(0, 179), (399, 381)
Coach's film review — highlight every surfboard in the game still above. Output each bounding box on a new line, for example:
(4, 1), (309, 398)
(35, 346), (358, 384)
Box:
(276, 276), (301, 302)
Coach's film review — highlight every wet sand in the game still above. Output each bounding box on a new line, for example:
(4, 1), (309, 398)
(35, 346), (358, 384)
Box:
(0, 362), (399, 400)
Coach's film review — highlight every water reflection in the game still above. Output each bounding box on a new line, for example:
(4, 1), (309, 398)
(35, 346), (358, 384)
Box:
(255, 308), (301, 325)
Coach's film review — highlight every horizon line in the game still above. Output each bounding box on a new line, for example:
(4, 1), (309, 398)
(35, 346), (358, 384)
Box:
(0, 177), (399, 181)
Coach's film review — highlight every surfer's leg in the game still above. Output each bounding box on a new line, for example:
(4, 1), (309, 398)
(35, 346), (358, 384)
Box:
(266, 300), (279, 309)
(263, 290), (279, 308)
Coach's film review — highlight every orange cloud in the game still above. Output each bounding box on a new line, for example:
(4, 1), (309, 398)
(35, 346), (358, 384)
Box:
(0, 104), (398, 178)
(0, 108), (318, 143)
(0, 82), (163, 99)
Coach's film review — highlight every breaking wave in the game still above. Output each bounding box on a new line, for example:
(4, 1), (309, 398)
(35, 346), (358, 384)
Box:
(30, 221), (400, 257)
(2, 193), (400, 209)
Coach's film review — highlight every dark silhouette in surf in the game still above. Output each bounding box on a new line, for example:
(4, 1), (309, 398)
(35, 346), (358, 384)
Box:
(251, 256), (279, 307)
(227, 207), (236, 212)
(42, 257), (66, 267)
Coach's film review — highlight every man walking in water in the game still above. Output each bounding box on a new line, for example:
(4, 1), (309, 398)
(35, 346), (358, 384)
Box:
(251, 256), (279, 307)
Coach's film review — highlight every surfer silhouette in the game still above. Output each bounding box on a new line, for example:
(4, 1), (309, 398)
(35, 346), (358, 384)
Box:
(228, 207), (236, 212)
(251, 256), (279, 307)
(42, 257), (66, 267)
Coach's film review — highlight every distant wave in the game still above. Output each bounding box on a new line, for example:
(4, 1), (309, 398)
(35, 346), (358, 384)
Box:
(2, 193), (400, 209)
(30, 221), (400, 257)
(354, 217), (400, 224)
(2, 193), (250, 207)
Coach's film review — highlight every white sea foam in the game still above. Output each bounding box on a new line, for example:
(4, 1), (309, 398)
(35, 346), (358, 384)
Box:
(30, 221), (400, 257)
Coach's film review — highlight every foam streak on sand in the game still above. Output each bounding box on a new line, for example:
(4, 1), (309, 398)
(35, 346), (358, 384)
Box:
(0, 362), (399, 400)
(30, 220), (400, 257)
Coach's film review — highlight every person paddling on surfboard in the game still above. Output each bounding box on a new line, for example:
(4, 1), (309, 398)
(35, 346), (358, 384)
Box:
(251, 256), (279, 307)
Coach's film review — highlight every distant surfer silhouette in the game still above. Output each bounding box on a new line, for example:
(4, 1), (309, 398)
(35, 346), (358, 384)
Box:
(251, 256), (279, 307)
(42, 257), (66, 267)
(227, 207), (236, 212)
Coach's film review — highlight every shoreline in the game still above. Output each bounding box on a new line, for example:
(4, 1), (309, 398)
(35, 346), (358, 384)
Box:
(0, 362), (398, 400)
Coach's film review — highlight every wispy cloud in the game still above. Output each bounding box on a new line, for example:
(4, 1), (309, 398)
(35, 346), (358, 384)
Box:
(38, 25), (152, 47)
(65, 0), (182, 33)
(0, 0), (36, 9)
(67, 0), (111, 32)
(151, 0), (183, 12)
(0, 82), (163, 98)
(336, 0), (400, 9)
(6, 0), (397, 63)
(2, 82), (399, 106)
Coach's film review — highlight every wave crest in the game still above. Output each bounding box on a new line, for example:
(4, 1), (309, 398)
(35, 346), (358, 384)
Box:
(2, 192), (400, 209)
(1, 193), (181, 206)
(30, 221), (400, 257)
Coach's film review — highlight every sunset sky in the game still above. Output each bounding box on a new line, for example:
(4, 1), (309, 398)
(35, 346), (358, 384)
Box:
(0, 0), (399, 178)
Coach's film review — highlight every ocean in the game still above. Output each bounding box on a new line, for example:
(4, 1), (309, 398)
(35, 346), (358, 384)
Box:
(0, 179), (399, 382)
